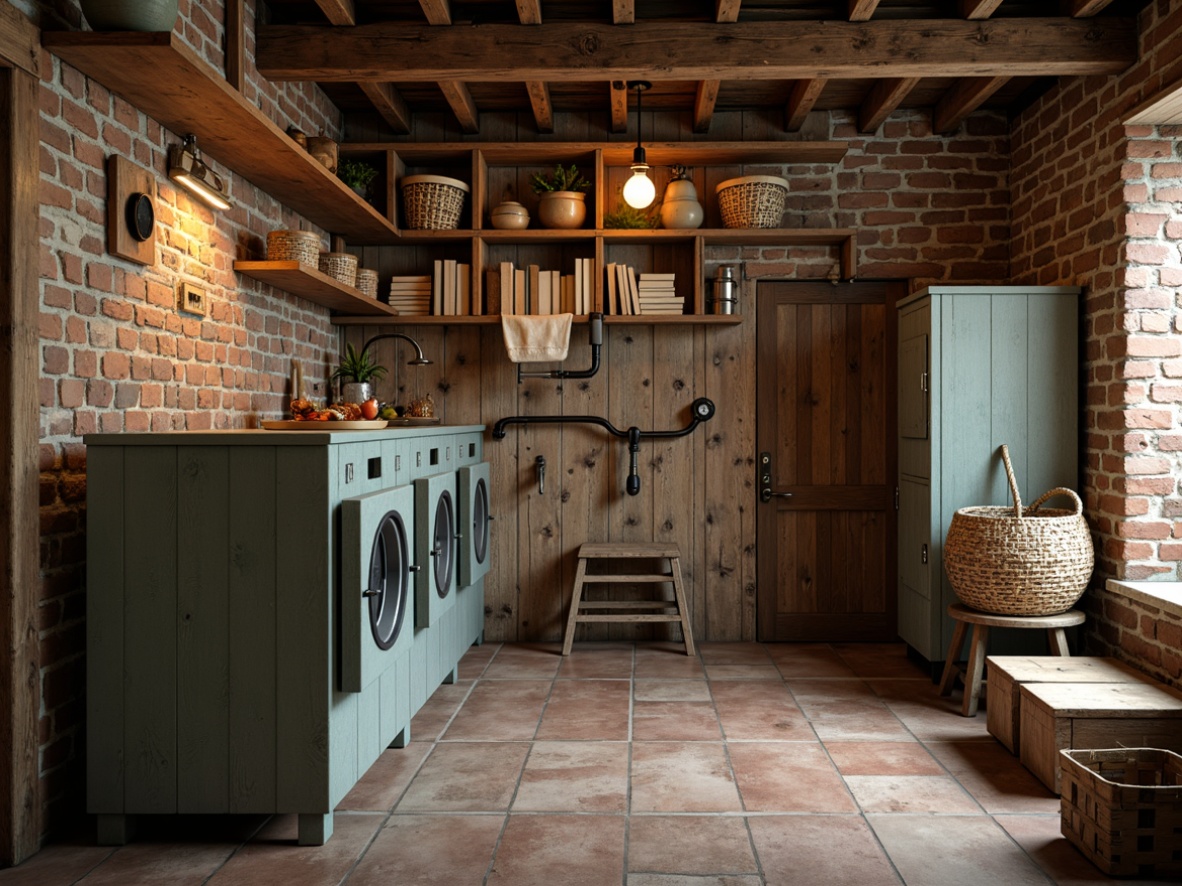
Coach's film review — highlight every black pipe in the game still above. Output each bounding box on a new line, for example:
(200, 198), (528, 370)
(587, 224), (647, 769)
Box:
(517, 314), (604, 383)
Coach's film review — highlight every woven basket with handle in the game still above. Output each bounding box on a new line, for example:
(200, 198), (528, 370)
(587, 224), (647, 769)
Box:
(943, 444), (1094, 616)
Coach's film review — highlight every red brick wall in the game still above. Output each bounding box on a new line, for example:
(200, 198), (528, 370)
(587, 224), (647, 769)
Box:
(33, 0), (342, 837)
(1092, 590), (1182, 688)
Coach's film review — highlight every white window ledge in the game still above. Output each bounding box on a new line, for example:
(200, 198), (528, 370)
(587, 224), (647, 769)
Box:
(1106, 580), (1182, 619)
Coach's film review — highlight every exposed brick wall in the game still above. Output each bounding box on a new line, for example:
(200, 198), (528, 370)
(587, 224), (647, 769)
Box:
(1086, 587), (1182, 689)
(32, 0), (342, 839)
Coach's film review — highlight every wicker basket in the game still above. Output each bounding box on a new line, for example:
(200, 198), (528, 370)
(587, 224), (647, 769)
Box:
(318, 252), (358, 287)
(1061, 748), (1182, 877)
(266, 230), (321, 266)
(715, 175), (788, 228)
(402, 174), (469, 230)
(355, 268), (379, 299)
(943, 444), (1093, 616)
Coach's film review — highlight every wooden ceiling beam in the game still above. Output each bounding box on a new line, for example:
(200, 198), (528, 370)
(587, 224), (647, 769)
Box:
(716, 0), (742, 23)
(359, 81), (412, 132)
(858, 77), (919, 132)
(610, 81), (628, 133)
(613, 0), (635, 25)
(933, 76), (1009, 132)
(418, 0), (451, 25)
(313, 0), (355, 26)
(961, 0), (1004, 18)
(259, 18), (1135, 82)
(1068, 0), (1115, 15)
(694, 80), (720, 133)
(848, 0), (881, 21)
(785, 78), (826, 132)
(516, 0), (542, 25)
(526, 80), (554, 132)
(0, 2), (39, 76)
(439, 81), (480, 133)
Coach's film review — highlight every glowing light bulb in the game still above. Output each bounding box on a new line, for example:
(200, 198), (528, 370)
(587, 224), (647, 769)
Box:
(623, 165), (656, 209)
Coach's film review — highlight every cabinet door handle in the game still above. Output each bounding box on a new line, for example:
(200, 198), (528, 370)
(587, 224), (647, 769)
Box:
(921, 544), (928, 564)
(363, 588), (380, 598)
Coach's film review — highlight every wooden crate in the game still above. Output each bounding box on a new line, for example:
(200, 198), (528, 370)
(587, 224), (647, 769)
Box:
(1060, 748), (1182, 877)
(986, 656), (1144, 753)
(1020, 682), (1182, 794)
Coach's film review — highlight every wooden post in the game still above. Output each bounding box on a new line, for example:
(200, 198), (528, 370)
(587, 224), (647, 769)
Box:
(226, 0), (245, 92)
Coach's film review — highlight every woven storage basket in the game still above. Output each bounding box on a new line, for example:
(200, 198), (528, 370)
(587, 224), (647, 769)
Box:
(1060, 748), (1182, 877)
(318, 252), (358, 287)
(355, 268), (379, 299)
(943, 444), (1093, 616)
(715, 175), (788, 228)
(402, 174), (469, 230)
(266, 230), (321, 266)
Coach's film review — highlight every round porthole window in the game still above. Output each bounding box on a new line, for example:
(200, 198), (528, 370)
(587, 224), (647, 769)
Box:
(433, 489), (455, 598)
(473, 477), (489, 565)
(368, 510), (409, 650)
(126, 192), (155, 242)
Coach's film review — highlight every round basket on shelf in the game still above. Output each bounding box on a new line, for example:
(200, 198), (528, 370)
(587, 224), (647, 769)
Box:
(943, 444), (1094, 616)
(355, 268), (379, 299)
(715, 175), (788, 228)
(401, 174), (469, 230)
(266, 230), (321, 266)
(318, 252), (358, 287)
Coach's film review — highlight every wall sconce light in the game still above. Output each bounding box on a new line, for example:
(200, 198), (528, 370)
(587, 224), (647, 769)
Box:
(622, 81), (656, 210)
(168, 134), (232, 210)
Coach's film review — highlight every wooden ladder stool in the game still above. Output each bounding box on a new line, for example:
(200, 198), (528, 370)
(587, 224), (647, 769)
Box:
(562, 542), (695, 656)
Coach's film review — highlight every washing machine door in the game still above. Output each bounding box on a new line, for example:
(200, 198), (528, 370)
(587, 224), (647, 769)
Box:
(457, 462), (491, 588)
(414, 471), (457, 628)
(341, 484), (416, 693)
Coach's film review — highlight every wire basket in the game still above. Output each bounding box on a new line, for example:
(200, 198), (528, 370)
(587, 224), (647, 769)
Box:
(715, 175), (788, 228)
(943, 444), (1094, 616)
(266, 230), (321, 266)
(402, 174), (469, 230)
(318, 252), (358, 287)
(1061, 748), (1182, 877)
(355, 268), (379, 299)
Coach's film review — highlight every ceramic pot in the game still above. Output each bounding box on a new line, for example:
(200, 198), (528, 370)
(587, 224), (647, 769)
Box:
(80, 0), (178, 31)
(491, 201), (530, 230)
(342, 382), (373, 404)
(537, 191), (586, 229)
(660, 177), (704, 230)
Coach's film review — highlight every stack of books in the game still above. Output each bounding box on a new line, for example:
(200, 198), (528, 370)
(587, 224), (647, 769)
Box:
(386, 275), (432, 315)
(490, 259), (594, 315)
(637, 273), (685, 315)
(431, 259), (473, 316)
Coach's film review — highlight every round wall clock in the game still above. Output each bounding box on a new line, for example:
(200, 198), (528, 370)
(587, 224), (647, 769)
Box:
(126, 192), (155, 242)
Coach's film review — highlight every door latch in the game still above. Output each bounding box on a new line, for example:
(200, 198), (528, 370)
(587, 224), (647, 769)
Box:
(921, 543), (928, 565)
(535, 455), (546, 496)
(758, 451), (793, 504)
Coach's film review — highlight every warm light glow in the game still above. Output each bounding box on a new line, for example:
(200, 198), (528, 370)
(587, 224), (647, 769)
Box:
(172, 172), (232, 210)
(622, 165), (656, 209)
(168, 135), (233, 211)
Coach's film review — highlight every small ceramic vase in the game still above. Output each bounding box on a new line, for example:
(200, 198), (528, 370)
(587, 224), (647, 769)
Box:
(537, 191), (587, 229)
(491, 201), (530, 230)
(660, 167), (704, 230)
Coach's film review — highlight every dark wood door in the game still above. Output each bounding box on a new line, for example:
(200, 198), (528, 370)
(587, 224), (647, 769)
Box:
(756, 280), (901, 641)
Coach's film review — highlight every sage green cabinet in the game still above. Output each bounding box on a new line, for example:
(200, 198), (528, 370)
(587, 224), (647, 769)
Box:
(896, 286), (1081, 664)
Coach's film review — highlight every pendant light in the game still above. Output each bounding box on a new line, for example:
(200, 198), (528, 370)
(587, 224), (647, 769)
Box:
(622, 81), (656, 210)
(168, 134), (232, 210)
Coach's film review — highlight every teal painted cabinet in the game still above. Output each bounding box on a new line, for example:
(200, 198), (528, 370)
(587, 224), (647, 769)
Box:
(85, 426), (488, 846)
(896, 287), (1081, 664)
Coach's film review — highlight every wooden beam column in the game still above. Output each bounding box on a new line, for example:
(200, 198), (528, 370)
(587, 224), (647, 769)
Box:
(785, 78), (826, 132)
(610, 80), (628, 133)
(226, 0), (244, 91)
(858, 77), (919, 132)
(933, 75), (1008, 132)
(694, 0), (741, 133)
(317, 0), (412, 132)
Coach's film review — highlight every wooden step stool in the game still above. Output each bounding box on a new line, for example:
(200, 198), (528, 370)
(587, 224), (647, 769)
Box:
(562, 542), (694, 656)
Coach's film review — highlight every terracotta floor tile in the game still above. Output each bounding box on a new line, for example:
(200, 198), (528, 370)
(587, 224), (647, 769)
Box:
(710, 681), (813, 741)
(844, 774), (981, 813)
(408, 680), (472, 742)
(728, 741), (856, 813)
(482, 643), (564, 679)
(335, 743), (431, 811)
(347, 814), (503, 886)
(442, 679), (551, 740)
(76, 841), (236, 886)
(557, 643), (635, 678)
(789, 677), (881, 703)
(825, 740), (943, 776)
(536, 679), (630, 740)
(748, 814), (901, 886)
(633, 701), (723, 741)
(0, 844), (115, 886)
(627, 876), (763, 886)
(833, 642), (927, 679)
(513, 741), (629, 813)
(800, 699), (913, 742)
(994, 813), (1131, 886)
(634, 678), (712, 702)
(705, 663), (784, 681)
(634, 647), (707, 679)
(698, 643), (774, 665)
(926, 740), (1060, 814)
(765, 643), (858, 678)
(397, 742), (530, 812)
(457, 642), (500, 680)
(627, 814), (757, 875)
(203, 813), (383, 886)
(631, 742), (743, 813)
(872, 679), (995, 741)
(487, 814), (626, 886)
(868, 813), (1052, 886)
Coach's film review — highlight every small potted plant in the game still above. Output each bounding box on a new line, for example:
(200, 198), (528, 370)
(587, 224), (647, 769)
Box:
(331, 342), (387, 404)
(530, 163), (592, 229)
(337, 159), (380, 201)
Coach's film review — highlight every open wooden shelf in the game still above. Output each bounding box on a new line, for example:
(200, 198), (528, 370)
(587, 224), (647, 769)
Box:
(233, 261), (400, 317)
(331, 313), (743, 327)
(43, 31), (399, 244)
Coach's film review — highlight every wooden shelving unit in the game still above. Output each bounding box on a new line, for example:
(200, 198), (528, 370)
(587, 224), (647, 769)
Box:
(233, 261), (400, 317)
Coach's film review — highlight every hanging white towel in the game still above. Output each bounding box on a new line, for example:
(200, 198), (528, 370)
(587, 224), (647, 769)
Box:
(501, 313), (574, 363)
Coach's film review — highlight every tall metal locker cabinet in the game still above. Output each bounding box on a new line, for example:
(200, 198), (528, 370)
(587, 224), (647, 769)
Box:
(896, 286), (1081, 666)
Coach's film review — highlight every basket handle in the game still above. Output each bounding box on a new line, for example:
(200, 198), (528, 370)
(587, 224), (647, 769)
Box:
(1027, 487), (1084, 517)
(999, 444), (1022, 518)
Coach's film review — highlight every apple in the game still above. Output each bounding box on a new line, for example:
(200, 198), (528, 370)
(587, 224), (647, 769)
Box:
(360, 397), (380, 420)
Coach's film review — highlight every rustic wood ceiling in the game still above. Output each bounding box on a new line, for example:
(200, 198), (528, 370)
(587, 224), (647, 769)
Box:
(259, 0), (1146, 136)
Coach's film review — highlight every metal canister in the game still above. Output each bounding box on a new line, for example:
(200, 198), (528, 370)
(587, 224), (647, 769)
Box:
(711, 265), (738, 315)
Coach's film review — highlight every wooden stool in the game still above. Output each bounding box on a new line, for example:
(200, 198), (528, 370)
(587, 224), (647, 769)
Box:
(938, 602), (1085, 718)
(562, 542), (694, 656)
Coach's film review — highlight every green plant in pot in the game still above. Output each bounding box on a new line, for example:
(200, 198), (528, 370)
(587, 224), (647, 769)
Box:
(331, 342), (387, 404)
(530, 163), (592, 229)
(338, 159), (380, 200)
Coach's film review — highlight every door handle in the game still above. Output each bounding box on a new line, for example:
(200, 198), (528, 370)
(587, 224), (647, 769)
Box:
(759, 489), (794, 503)
(758, 451), (793, 503)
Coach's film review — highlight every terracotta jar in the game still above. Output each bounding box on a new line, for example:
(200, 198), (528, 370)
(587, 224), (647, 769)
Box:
(537, 191), (587, 229)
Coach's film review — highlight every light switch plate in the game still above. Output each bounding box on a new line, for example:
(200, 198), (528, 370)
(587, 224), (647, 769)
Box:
(178, 282), (208, 316)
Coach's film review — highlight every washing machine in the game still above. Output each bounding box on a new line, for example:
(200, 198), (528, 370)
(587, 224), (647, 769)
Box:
(340, 484), (417, 693)
(414, 470), (457, 628)
(457, 461), (491, 588)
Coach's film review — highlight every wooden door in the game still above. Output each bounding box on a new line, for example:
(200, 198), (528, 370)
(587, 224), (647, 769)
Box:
(756, 280), (901, 641)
